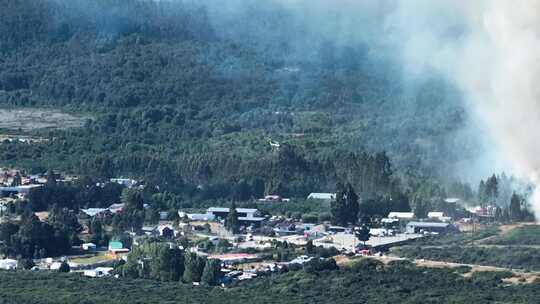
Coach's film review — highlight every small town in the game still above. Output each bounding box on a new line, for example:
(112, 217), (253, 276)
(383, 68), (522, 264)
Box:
(0, 168), (516, 287)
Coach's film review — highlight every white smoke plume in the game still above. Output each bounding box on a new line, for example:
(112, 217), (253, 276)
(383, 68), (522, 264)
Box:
(391, 1), (540, 217)
(469, 2), (540, 218)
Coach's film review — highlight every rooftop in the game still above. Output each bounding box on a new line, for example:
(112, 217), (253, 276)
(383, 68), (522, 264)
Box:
(307, 193), (335, 200)
(207, 207), (258, 214)
(407, 221), (450, 228)
(388, 212), (414, 219)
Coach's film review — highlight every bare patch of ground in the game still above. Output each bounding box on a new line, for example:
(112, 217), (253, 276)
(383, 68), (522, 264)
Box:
(0, 108), (87, 131)
(337, 255), (540, 285)
(474, 222), (535, 244)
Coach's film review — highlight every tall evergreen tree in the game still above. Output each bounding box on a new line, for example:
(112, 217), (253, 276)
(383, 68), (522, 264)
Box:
(509, 192), (522, 222)
(10, 172), (22, 186)
(331, 182), (348, 226)
(46, 169), (57, 186)
(201, 259), (221, 285)
(478, 180), (486, 203)
(226, 202), (239, 234)
(354, 225), (371, 249)
(345, 183), (359, 224)
(484, 175), (499, 204)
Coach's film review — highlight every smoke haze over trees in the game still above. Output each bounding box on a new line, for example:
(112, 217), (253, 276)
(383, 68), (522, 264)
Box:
(0, 0), (529, 208)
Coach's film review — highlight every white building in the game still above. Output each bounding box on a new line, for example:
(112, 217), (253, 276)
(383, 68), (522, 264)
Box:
(83, 267), (114, 278)
(50, 262), (63, 271)
(178, 211), (216, 221)
(307, 193), (335, 201)
(206, 207), (265, 226)
(0, 184), (43, 195)
(427, 212), (451, 222)
(0, 259), (17, 270)
(82, 243), (97, 251)
(81, 208), (108, 217)
(387, 212), (414, 220)
(179, 207), (265, 226)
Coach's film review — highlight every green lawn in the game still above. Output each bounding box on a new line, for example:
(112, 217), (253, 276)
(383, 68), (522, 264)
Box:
(69, 252), (116, 265)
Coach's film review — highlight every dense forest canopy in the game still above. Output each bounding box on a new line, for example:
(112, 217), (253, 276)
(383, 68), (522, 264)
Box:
(0, 0), (480, 200)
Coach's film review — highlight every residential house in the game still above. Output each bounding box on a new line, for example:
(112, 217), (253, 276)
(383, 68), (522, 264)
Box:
(207, 207), (265, 227)
(307, 193), (335, 201)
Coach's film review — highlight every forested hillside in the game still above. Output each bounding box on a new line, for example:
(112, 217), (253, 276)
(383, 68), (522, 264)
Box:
(0, 0), (472, 200)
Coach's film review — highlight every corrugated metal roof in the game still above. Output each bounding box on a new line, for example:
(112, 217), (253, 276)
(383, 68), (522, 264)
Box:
(207, 207), (258, 213)
(307, 193), (335, 200)
(407, 221), (449, 228)
(238, 216), (265, 221)
(388, 212), (414, 219)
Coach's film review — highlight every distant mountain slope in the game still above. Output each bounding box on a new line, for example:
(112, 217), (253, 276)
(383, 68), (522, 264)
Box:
(0, 0), (473, 198)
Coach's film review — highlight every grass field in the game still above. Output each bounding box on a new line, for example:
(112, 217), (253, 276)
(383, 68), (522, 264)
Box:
(69, 252), (116, 265)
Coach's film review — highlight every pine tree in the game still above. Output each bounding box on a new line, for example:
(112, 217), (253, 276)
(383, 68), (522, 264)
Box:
(90, 219), (103, 246)
(201, 259), (221, 285)
(305, 240), (315, 255)
(226, 202), (239, 234)
(478, 180), (486, 203)
(182, 252), (195, 283)
(354, 226), (371, 249)
(46, 169), (57, 186)
(58, 261), (70, 273)
(494, 207), (502, 222)
(331, 182), (348, 226)
(183, 252), (205, 283)
(121, 188), (144, 211)
(10, 172), (22, 186)
(345, 183), (359, 224)
(509, 192), (522, 222)
(484, 175), (499, 204)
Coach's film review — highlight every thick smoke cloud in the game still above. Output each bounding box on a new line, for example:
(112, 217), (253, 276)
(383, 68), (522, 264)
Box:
(389, 1), (540, 215)
(462, 1), (540, 217)
(211, 0), (540, 211)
